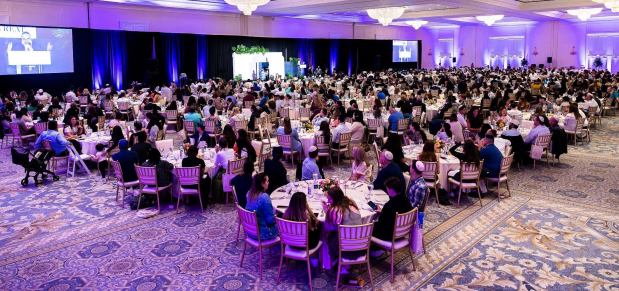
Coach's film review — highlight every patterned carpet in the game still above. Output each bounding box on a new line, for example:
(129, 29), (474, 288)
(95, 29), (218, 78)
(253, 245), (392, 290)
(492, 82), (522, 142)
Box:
(0, 117), (618, 290)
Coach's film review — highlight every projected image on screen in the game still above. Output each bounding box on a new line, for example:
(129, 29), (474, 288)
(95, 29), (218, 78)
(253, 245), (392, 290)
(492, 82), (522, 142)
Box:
(0, 25), (74, 75)
(392, 40), (419, 63)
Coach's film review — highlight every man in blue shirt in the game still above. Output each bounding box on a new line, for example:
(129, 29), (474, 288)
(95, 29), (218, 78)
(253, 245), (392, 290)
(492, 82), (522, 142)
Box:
(479, 134), (503, 195)
(34, 121), (70, 156)
(301, 146), (322, 180)
(387, 107), (404, 133)
(258, 92), (269, 108)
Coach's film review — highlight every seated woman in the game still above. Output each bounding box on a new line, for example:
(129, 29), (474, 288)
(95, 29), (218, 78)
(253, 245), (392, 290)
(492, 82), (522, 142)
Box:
(276, 117), (303, 153)
(447, 113), (464, 143)
(417, 140), (438, 163)
(63, 115), (85, 153)
(564, 103), (588, 131)
(466, 106), (483, 133)
(322, 187), (363, 266)
(234, 129), (257, 163)
(245, 173), (279, 240)
(350, 146), (370, 182)
(448, 140), (481, 182)
(435, 122), (452, 142)
(405, 122), (427, 145)
(283, 192), (321, 249)
(107, 126), (126, 154)
(222, 124), (237, 149)
(143, 148), (174, 188)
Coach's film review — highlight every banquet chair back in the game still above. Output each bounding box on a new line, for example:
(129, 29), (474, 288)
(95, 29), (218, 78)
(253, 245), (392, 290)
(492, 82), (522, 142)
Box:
(41, 139), (67, 175)
(135, 165), (171, 211)
(10, 122), (35, 147)
(277, 135), (298, 164)
(34, 122), (48, 136)
(237, 204), (280, 279)
(233, 119), (248, 131)
(449, 161), (484, 207)
(111, 160), (139, 207)
(104, 101), (114, 116)
(279, 108), (290, 118)
(165, 110), (178, 130)
(531, 133), (551, 168)
(397, 118), (408, 135)
(373, 142), (381, 170)
(431, 89), (439, 97)
(420, 161), (440, 207)
(276, 217), (321, 290)
(228, 157), (247, 175)
(174, 166), (204, 212)
(299, 108), (311, 122)
(204, 120), (217, 135)
(331, 132), (352, 165)
(314, 135), (332, 164)
(183, 95), (190, 105)
(371, 208), (418, 282)
(183, 120), (195, 136)
(79, 95), (89, 110)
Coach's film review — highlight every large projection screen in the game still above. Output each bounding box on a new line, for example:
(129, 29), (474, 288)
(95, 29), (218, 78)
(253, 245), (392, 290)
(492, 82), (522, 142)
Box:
(392, 40), (419, 63)
(0, 25), (74, 75)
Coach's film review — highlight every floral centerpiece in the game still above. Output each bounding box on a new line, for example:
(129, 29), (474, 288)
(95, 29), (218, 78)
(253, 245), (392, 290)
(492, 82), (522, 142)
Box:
(302, 122), (314, 133)
(183, 143), (191, 153)
(496, 119), (505, 130)
(319, 178), (339, 192)
(434, 139), (444, 153)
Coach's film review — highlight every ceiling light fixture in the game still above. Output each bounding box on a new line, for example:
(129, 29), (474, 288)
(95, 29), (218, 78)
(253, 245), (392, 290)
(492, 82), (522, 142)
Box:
(367, 7), (406, 26)
(475, 15), (504, 26)
(593, 0), (619, 12)
(406, 20), (428, 30)
(224, 0), (270, 15)
(567, 8), (603, 20)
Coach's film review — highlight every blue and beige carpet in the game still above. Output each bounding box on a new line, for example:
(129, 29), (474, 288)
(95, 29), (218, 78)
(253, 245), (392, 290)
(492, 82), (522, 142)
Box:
(0, 117), (618, 290)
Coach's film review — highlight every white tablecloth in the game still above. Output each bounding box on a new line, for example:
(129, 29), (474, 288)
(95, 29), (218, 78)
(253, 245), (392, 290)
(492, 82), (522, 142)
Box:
(77, 134), (111, 155)
(271, 180), (388, 269)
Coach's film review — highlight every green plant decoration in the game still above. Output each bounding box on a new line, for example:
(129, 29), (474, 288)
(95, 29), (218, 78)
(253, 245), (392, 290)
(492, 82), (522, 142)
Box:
(232, 45), (269, 54)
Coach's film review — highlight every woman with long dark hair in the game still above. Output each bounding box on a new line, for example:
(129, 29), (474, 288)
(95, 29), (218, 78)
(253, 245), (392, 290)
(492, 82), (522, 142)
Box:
(276, 117), (302, 153)
(234, 129), (257, 162)
(222, 124), (236, 148)
(381, 133), (408, 172)
(245, 173), (279, 240)
(107, 125), (126, 153)
(283, 192), (321, 249)
(322, 187), (363, 262)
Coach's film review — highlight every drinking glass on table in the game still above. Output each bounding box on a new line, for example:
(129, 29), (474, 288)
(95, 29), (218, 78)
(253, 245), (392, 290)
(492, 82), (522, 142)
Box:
(366, 184), (374, 201)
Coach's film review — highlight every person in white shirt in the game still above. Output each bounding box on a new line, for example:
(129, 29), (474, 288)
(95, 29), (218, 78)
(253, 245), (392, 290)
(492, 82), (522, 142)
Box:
(507, 103), (523, 123)
(65, 90), (77, 103)
(582, 93), (600, 114)
(161, 84), (173, 102)
(456, 105), (467, 129)
(524, 115), (550, 145)
(34, 89), (50, 103)
(330, 117), (350, 149)
(349, 147), (370, 182)
(312, 108), (329, 127)
(348, 113), (366, 142)
(211, 137), (236, 177)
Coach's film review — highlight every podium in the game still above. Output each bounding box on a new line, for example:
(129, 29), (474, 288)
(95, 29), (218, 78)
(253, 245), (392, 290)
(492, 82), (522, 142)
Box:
(7, 51), (51, 74)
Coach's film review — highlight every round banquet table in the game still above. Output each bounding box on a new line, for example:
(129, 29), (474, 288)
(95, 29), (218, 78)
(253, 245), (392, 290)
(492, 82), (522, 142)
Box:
(162, 149), (217, 199)
(77, 134), (111, 155)
(402, 138), (510, 191)
(270, 180), (388, 269)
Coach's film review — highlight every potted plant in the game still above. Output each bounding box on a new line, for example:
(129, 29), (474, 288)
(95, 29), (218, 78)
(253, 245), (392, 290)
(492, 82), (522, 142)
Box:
(520, 58), (528, 67)
(593, 57), (603, 70)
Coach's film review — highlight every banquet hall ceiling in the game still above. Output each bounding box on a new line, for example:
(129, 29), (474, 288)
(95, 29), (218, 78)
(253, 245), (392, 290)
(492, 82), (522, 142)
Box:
(91, 0), (619, 27)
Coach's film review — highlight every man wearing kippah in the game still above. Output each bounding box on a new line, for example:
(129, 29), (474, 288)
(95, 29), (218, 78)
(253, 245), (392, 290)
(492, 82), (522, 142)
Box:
(373, 150), (405, 194)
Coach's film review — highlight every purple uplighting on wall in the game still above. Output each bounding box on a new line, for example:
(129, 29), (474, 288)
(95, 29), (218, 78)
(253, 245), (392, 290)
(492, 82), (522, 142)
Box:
(196, 35), (208, 80)
(329, 40), (338, 75)
(163, 34), (181, 83)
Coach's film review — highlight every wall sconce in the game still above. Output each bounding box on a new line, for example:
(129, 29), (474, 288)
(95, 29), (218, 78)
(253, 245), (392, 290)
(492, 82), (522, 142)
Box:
(459, 48), (464, 56)
(532, 47), (539, 56)
(570, 46), (577, 55)
(428, 49), (433, 56)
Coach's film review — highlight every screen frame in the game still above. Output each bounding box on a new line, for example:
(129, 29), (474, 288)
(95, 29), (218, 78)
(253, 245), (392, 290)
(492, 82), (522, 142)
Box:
(0, 24), (75, 76)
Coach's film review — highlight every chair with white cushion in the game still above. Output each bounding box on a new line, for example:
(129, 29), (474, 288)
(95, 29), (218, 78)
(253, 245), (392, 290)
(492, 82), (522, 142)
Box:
(111, 160), (139, 207)
(277, 135), (299, 165)
(371, 208), (418, 282)
(135, 165), (172, 212)
(336, 223), (374, 290)
(175, 166), (204, 212)
(485, 154), (513, 201)
(530, 133), (552, 169)
(448, 161), (484, 207)
(276, 217), (322, 291)
(421, 161), (440, 207)
(237, 205), (280, 279)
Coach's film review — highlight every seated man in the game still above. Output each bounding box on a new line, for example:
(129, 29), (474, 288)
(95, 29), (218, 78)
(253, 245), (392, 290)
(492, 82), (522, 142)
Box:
(524, 115), (550, 148)
(330, 117), (350, 149)
(373, 150), (405, 194)
(34, 121), (70, 156)
(301, 146), (322, 180)
(112, 139), (139, 182)
(479, 134), (503, 195)
(130, 132), (152, 165)
(372, 177), (413, 241)
(387, 106), (404, 133)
